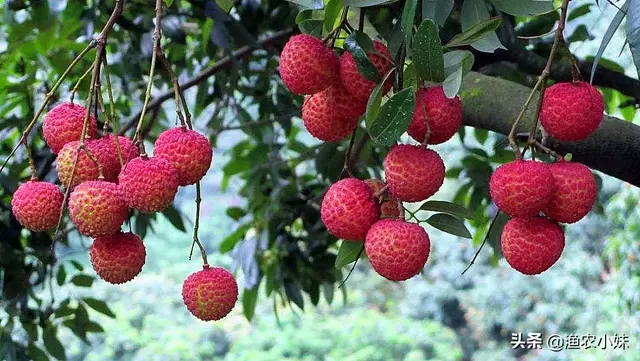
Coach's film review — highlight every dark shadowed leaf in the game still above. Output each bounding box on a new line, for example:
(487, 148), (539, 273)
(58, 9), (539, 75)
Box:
(626, 0), (640, 79)
(591, 1), (628, 83)
(342, 0), (392, 7)
(287, 0), (324, 9)
(162, 205), (186, 232)
(461, 0), (506, 53)
(324, 0), (344, 31)
(422, 0), (454, 26)
(27, 344), (49, 361)
(83, 298), (116, 318)
(420, 200), (477, 220)
(489, 0), (554, 16)
(70, 274), (93, 287)
(426, 213), (472, 238)
(242, 287), (259, 321)
(43, 327), (66, 360)
(220, 223), (252, 253)
(344, 31), (381, 82)
(299, 19), (323, 37)
(226, 206), (247, 220)
(335, 240), (364, 268)
(56, 265), (66, 286)
(284, 279), (304, 309)
(368, 88), (415, 145)
(445, 17), (502, 48)
(413, 19), (445, 82)
(401, 0), (418, 50)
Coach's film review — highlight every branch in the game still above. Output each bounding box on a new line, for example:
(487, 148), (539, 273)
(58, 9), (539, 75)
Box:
(461, 72), (640, 187)
(120, 28), (295, 134)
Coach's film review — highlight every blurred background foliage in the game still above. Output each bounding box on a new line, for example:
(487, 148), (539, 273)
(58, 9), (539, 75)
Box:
(0, 0), (639, 360)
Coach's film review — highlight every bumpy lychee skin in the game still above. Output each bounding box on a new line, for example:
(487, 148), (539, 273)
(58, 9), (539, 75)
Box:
(365, 179), (403, 219)
(11, 181), (63, 232)
(42, 102), (97, 154)
(540, 81), (604, 141)
(182, 266), (238, 321)
(365, 219), (430, 281)
(118, 156), (179, 213)
(68, 180), (128, 237)
(408, 86), (463, 144)
(340, 40), (393, 101)
(302, 85), (365, 141)
(321, 178), (381, 241)
(501, 217), (565, 275)
(92, 135), (140, 181)
(384, 145), (445, 202)
(90, 232), (146, 284)
(489, 160), (555, 218)
(153, 127), (213, 186)
(543, 161), (597, 223)
(279, 34), (339, 95)
(56, 140), (119, 187)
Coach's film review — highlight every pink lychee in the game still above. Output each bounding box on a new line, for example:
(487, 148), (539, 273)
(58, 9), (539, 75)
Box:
(279, 34), (339, 95)
(501, 217), (565, 275)
(153, 127), (212, 186)
(543, 161), (597, 223)
(384, 145), (445, 202)
(182, 266), (238, 321)
(118, 156), (179, 213)
(68, 180), (128, 237)
(42, 102), (97, 154)
(11, 181), (63, 232)
(407, 86), (463, 144)
(90, 232), (146, 284)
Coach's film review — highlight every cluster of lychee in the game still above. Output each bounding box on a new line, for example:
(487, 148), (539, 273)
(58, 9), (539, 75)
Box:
(10, 102), (237, 321)
(280, 35), (466, 281)
(491, 81), (603, 275)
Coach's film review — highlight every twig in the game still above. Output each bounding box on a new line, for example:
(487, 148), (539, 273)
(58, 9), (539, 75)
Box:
(338, 243), (364, 288)
(70, 64), (95, 104)
(341, 130), (357, 177)
(461, 211), (502, 275)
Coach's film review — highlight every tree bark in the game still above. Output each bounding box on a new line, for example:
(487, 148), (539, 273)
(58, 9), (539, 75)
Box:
(461, 72), (640, 187)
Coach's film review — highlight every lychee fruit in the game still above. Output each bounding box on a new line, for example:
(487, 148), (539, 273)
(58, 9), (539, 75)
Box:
(56, 140), (119, 188)
(340, 40), (393, 101)
(118, 156), (179, 213)
(182, 266), (238, 321)
(90, 232), (146, 284)
(11, 181), (63, 232)
(501, 217), (565, 275)
(42, 102), (97, 154)
(364, 179), (403, 219)
(68, 180), (128, 237)
(540, 81), (604, 141)
(365, 219), (430, 281)
(384, 145), (445, 202)
(543, 161), (597, 223)
(302, 85), (366, 141)
(489, 160), (555, 218)
(279, 34), (339, 95)
(321, 178), (381, 241)
(407, 86), (463, 144)
(153, 127), (212, 186)
(93, 135), (140, 179)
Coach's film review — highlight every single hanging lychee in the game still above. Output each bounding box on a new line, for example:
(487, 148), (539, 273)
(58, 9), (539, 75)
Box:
(153, 127), (212, 186)
(340, 40), (393, 101)
(56, 140), (119, 188)
(301, 85), (366, 142)
(407, 86), (463, 144)
(11, 181), (63, 232)
(68, 180), (128, 237)
(90, 232), (146, 284)
(42, 102), (97, 154)
(92, 135), (140, 180)
(543, 161), (597, 223)
(501, 217), (565, 275)
(279, 34), (339, 95)
(182, 266), (238, 321)
(118, 156), (179, 213)
(384, 144), (445, 202)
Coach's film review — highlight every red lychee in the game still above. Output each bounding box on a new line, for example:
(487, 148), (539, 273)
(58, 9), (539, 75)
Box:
(90, 232), (146, 284)
(182, 266), (238, 321)
(364, 179), (403, 219)
(501, 217), (565, 275)
(42, 102), (97, 154)
(540, 81), (604, 141)
(340, 40), (393, 101)
(543, 161), (597, 223)
(407, 86), (463, 144)
(56, 140), (119, 188)
(11, 181), (63, 232)
(384, 145), (445, 202)
(321, 178), (381, 241)
(93, 135), (140, 180)
(302, 84), (366, 141)
(153, 127), (212, 186)
(279, 34), (339, 95)
(365, 219), (430, 281)
(118, 156), (179, 213)
(489, 160), (555, 218)
(68, 180), (128, 237)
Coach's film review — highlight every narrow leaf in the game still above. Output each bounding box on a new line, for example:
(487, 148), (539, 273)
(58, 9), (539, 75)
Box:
(460, 0), (506, 53)
(56, 265), (66, 286)
(626, 0), (640, 79)
(242, 287), (259, 321)
(324, 0), (344, 31)
(489, 0), (554, 16)
(592, 1), (628, 83)
(27, 344), (50, 361)
(442, 64), (463, 98)
(445, 17), (502, 48)
(342, 0), (390, 6)
(286, 0), (324, 9)
(401, 0), (418, 51)
(344, 31), (381, 82)
(420, 200), (477, 220)
(43, 327), (66, 360)
(70, 274), (93, 287)
(335, 240), (364, 268)
(426, 213), (472, 238)
(368, 88), (416, 146)
(413, 19), (445, 82)
(162, 205), (186, 232)
(83, 298), (116, 318)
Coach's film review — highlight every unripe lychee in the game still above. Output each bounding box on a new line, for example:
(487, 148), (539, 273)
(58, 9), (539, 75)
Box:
(92, 135), (140, 181)
(153, 127), (212, 186)
(11, 181), (63, 232)
(364, 179), (403, 219)
(302, 85), (365, 141)
(384, 145), (445, 202)
(501, 217), (565, 275)
(340, 40), (393, 101)
(118, 156), (179, 213)
(279, 34), (339, 95)
(42, 102), (97, 154)
(321, 178), (381, 241)
(182, 266), (238, 321)
(407, 86), (463, 144)
(489, 160), (555, 218)
(540, 81), (604, 141)
(68, 180), (128, 237)
(90, 232), (146, 284)
(365, 219), (430, 281)
(543, 161), (596, 223)
(56, 140), (118, 188)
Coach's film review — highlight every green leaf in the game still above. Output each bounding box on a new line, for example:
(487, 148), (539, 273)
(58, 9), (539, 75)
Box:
(445, 17), (502, 48)
(426, 213), (472, 238)
(323, 283), (335, 305)
(164, 0), (175, 7)
(226, 206), (247, 220)
(286, 0), (324, 9)
(162, 205), (186, 232)
(488, 0), (554, 16)
(213, 0), (233, 12)
(413, 19), (445, 82)
(487, 211), (509, 258)
(242, 287), (259, 321)
(335, 240), (364, 268)
(460, 0), (506, 53)
(85, 322), (104, 333)
(70, 274), (94, 287)
(82, 298), (116, 318)
(591, 1), (628, 83)
(295, 9), (313, 23)
(626, 0), (640, 79)
(442, 64), (463, 98)
(420, 200), (477, 220)
(56, 265), (66, 286)
(443, 50), (474, 76)
(368, 88), (416, 146)
(401, 0), (418, 51)
(70, 260), (83, 271)
(27, 344), (50, 361)
(568, 3), (592, 21)
(284, 279), (304, 309)
(474, 128), (489, 144)
(342, 0), (392, 7)
(43, 327), (66, 360)
(220, 223), (252, 253)
(344, 31), (381, 82)
(324, 0), (344, 31)
(365, 69), (394, 127)
(299, 19), (324, 37)
(422, 0), (454, 27)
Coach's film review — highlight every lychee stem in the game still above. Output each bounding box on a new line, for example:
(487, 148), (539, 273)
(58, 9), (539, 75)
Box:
(373, 184), (388, 199)
(23, 138), (37, 180)
(70, 64), (95, 105)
